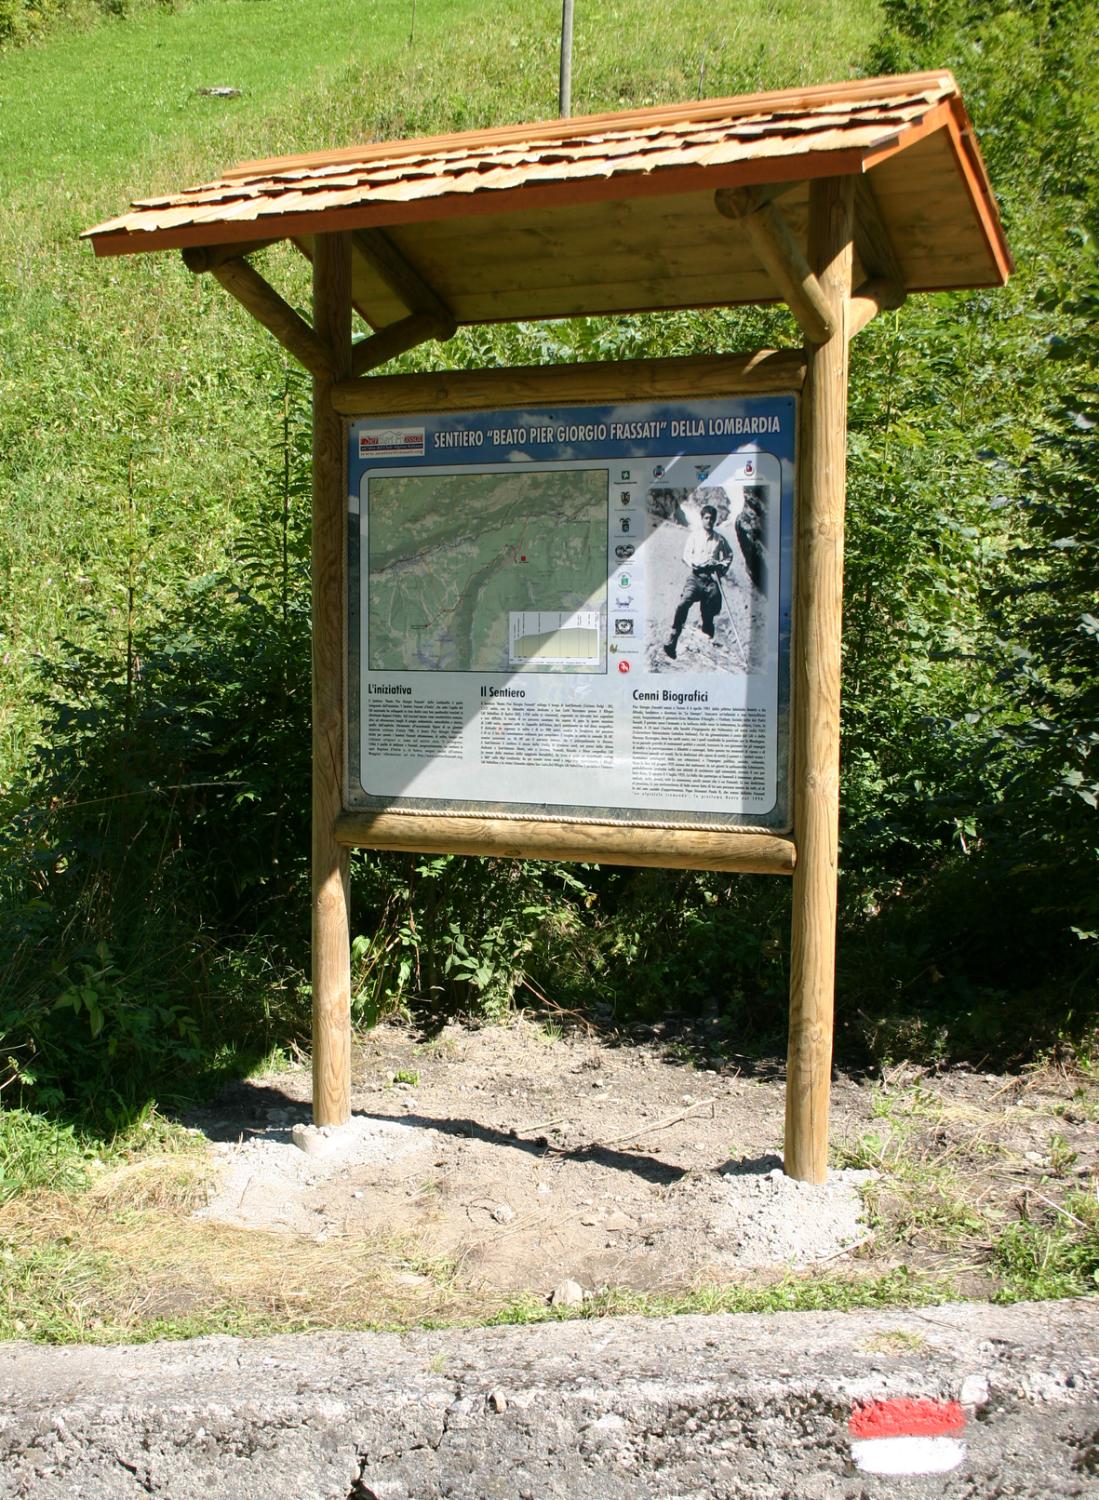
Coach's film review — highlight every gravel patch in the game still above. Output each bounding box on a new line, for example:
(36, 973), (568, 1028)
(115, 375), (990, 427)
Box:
(710, 1156), (876, 1267)
(195, 1116), (428, 1236)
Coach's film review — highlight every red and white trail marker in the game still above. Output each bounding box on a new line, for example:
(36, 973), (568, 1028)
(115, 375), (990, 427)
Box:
(849, 1396), (967, 1476)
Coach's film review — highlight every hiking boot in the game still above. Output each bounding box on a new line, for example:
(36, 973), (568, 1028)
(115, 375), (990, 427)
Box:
(663, 638), (677, 660)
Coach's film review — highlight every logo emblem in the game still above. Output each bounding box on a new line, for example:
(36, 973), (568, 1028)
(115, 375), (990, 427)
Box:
(617, 660), (631, 674)
(614, 543), (635, 560)
(358, 426), (425, 459)
(614, 619), (634, 636)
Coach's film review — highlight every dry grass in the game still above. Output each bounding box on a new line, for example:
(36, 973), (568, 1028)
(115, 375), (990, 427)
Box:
(834, 1073), (1099, 1297)
(1, 1167), (498, 1343)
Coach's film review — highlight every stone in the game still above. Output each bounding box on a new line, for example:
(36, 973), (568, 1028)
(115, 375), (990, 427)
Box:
(603, 1212), (637, 1233)
(548, 1278), (584, 1308)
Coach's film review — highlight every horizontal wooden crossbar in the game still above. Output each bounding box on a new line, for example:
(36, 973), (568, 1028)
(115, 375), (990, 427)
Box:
(330, 348), (805, 416)
(336, 812), (796, 874)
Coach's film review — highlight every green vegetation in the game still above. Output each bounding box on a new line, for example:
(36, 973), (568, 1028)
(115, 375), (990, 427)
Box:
(834, 1070), (1099, 1303)
(1, 1144), (954, 1342)
(489, 1269), (952, 1326)
(0, 0), (880, 1127)
(0, 0), (1096, 1349)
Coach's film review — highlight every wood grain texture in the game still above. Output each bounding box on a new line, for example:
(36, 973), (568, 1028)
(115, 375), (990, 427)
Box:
(331, 348), (805, 417)
(351, 227), (456, 324)
(336, 813), (796, 875)
(716, 188), (834, 343)
(210, 257), (337, 381)
(335, 186), (807, 330)
(853, 177), (907, 302)
(225, 72), (956, 179)
(311, 234), (353, 1128)
(848, 275), (906, 338)
(350, 311), (455, 377)
(785, 175), (854, 1185)
(181, 238), (281, 272)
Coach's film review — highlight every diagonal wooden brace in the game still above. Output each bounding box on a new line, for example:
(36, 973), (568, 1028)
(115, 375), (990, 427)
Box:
(849, 177), (907, 337)
(350, 311), (455, 378)
(182, 248), (338, 381)
(848, 275), (906, 338)
(348, 228), (457, 377)
(715, 185), (834, 344)
(351, 228), (457, 334)
(853, 177), (906, 298)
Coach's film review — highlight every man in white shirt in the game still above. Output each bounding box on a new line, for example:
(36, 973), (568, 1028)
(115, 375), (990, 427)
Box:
(663, 504), (733, 660)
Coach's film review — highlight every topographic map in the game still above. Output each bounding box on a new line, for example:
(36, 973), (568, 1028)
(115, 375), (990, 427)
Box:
(366, 468), (608, 672)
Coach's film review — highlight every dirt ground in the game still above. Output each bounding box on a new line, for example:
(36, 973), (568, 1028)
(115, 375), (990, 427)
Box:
(186, 1018), (1099, 1304)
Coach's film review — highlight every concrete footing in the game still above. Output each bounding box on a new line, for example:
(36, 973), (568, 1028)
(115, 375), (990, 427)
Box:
(1, 1299), (1096, 1497)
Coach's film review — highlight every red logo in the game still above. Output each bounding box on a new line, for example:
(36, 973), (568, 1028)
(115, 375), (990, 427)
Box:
(618, 660), (631, 674)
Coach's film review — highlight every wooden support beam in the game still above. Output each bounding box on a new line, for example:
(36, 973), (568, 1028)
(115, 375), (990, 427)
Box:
(331, 348), (806, 417)
(854, 177), (906, 300)
(713, 181), (797, 215)
(785, 175), (855, 1185)
(715, 186), (834, 344)
(202, 255), (338, 381)
(351, 227), (457, 331)
(336, 812), (796, 875)
(311, 233), (353, 1129)
(350, 311), (455, 378)
(848, 275), (906, 339)
(181, 239), (281, 273)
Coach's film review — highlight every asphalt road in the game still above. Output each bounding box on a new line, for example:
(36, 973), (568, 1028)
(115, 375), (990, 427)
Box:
(1, 1299), (1096, 1497)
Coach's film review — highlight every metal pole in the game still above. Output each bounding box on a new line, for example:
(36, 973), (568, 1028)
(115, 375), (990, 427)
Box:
(559, 0), (574, 118)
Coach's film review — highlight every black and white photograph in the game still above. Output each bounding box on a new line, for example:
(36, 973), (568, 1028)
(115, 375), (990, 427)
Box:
(642, 480), (771, 675)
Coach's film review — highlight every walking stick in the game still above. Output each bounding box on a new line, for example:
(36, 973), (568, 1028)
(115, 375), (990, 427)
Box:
(716, 572), (750, 671)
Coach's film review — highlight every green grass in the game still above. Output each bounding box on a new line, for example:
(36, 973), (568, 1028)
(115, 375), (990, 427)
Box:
(0, 1101), (197, 1202)
(0, 1108), (98, 1201)
(0, 0), (425, 192)
(834, 1079), (1099, 1303)
(488, 1267), (954, 1326)
(992, 1191), (1099, 1303)
(0, 0), (878, 780)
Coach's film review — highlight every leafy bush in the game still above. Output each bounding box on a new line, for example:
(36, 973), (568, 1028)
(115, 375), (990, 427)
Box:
(3, 0), (1097, 1122)
(0, 373), (315, 1118)
(821, 0), (1099, 1062)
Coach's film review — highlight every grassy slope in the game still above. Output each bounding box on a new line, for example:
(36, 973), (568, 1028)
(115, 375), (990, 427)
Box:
(0, 0), (878, 780)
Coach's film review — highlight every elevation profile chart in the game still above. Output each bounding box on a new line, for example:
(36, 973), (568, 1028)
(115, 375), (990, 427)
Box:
(509, 610), (602, 667)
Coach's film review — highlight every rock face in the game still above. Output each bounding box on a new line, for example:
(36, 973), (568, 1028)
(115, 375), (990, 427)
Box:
(0, 1300), (1096, 1499)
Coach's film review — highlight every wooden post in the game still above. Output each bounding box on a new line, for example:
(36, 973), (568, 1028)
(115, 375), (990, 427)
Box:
(311, 233), (353, 1126)
(785, 176), (854, 1183)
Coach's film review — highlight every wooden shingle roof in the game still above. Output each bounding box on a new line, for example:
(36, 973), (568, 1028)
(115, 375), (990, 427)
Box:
(84, 71), (1011, 327)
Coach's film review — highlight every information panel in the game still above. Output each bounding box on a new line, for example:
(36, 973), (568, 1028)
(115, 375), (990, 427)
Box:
(347, 395), (794, 830)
